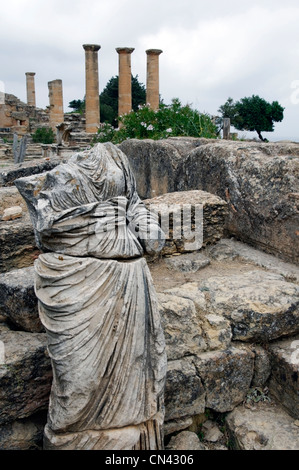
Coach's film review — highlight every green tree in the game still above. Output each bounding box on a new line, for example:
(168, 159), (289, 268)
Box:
(69, 75), (146, 127)
(218, 95), (284, 142)
(100, 74), (146, 126)
(68, 99), (85, 114)
(32, 127), (55, 144)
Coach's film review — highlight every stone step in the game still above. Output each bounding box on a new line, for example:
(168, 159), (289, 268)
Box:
(268, 336), (299, 419)
(226, 401), (299, 450)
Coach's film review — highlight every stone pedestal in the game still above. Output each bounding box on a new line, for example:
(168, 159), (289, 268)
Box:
(25, 73), (36, 107)
(48, 80), (64, 132)
(116, 48), (134, 123)
(146, 49), (162, 110)
(83, 44), (101, 134)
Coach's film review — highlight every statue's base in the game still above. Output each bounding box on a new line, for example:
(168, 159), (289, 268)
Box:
(43, 415), (164, 450)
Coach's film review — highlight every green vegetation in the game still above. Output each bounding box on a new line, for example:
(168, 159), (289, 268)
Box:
(100, 75), (146, 127)
(31, 127), (55, 144)
(68, 75), (146, 126)
(218, 95), (284, 142)
(68, 99), (85, 114)
(93, 98), (217, 144)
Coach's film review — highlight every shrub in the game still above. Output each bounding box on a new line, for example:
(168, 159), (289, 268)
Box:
(32, 127), (55, 144)
(93, 98), (217, 144)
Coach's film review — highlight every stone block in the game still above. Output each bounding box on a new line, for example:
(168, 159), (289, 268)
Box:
(2, 206), (22, 221)
(166, 431), (206, 451)
(226, 402), (299, 450)
(200, 270), (299, 342)
(178, 140), (299, 264)
(118, 137), (203, 200)
(144, 190), (228, 255)
(163, 282), (207, 312)
(0, 327), (52, 426)
(164, 357), (205, 422)
(0, 267), (42, 332)
(158, 293), (206, 361)
(251, 345), (271, 388)
(0, 213), (38, 273)
(194, 347), (255, 413)
(0, 411), (46, 450)
(0, 187), (27, 215)
(201, 314), (232, 351)
(268, 336), (299, 419)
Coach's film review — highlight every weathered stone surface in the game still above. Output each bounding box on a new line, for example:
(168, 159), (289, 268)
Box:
(158, 293), (206, 360)
(194, 347), (255, 413)
(118, 138), (203, 200)
(226, 402), (299, 450)
(200, 271), (299, 342)
(0, 157), (64, 187)
(165, 252), (210, 273)
(177, 140), (299, 264)
(166, 431), (206, 451)
(162, 283), (232, 351)
(0, 213), (38, 273)
(201, 314), (232, 352)
(0, 327), (52, 425)
(0, 185), (28, 215)
(144, 190), (228, 255)
(251, 345), (271, 388)
(202, 420), (224, 443)
(2, 205), (22, 221)
(0, 267), (42, 332)
(164, 357), (205, 422)
(207, 238), (299, 282)
(0, 411), (46, 450)
(163, 282), (207, 312)
(268, 336), (299, 419)
(164, 417), (193, 436)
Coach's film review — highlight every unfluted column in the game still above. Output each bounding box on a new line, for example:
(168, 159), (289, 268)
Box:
(116, 47), (134, 122)
(83, 44), (101, 133)
(146, 49), (162, 110)
(48, 79), (64, 131)
(25, 72), (36, 107)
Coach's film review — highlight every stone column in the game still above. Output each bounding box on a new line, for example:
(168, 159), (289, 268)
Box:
(83, 44), (101, 133)
(48, 79), (64, 131)
(25, 72), (36, 107)
(223, 118), (231, 140)
(116, 47), (134, 122)
(146, 49), (162, 110)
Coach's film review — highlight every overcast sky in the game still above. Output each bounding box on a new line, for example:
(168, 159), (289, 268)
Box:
(1, 0), (298, 141)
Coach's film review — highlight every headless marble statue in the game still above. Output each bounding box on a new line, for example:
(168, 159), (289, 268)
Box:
(15, 142), (167, 450)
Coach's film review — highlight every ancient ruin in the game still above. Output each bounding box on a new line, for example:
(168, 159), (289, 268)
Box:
(116, 47), (135, 122)
(25, 73), (36, 107)
(48, 79), (64, 131)
(0, 44), (298, 452)
(146, 49), (163, 110)
(83, 44), (101, 133)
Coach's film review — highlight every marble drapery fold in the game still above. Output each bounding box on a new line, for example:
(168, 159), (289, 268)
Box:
(15, 142), (167, 450)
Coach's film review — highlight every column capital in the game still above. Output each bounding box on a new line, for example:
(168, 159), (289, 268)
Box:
(25, 72), (36, 76)
(83, 44), (101, 52)
(146, 49), (163, 56)
(116, 47), (135, 55)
